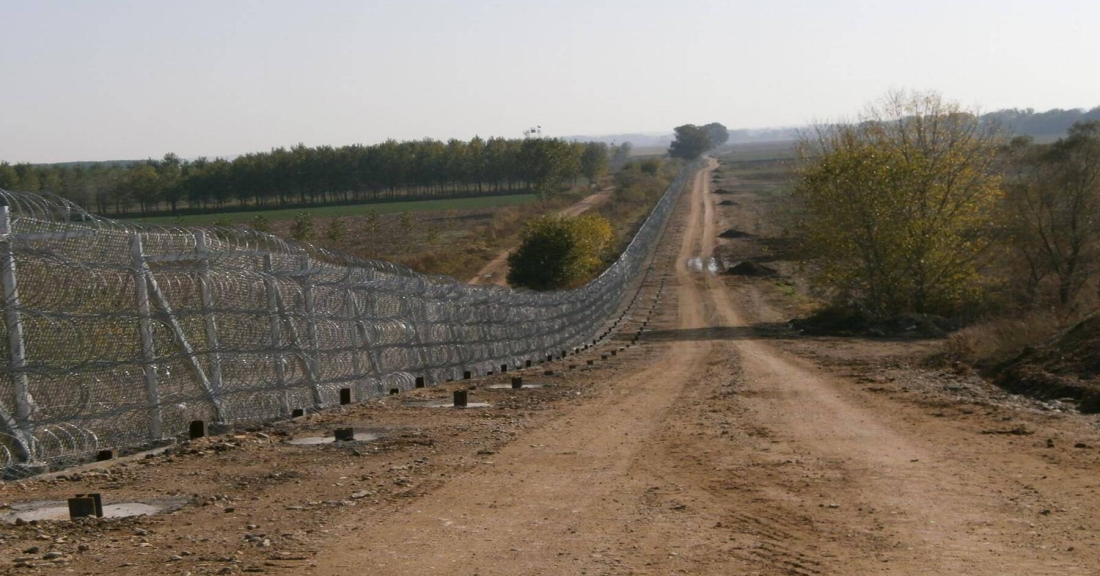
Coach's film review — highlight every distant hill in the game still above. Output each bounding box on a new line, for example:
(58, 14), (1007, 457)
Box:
(40, 159), (141, 169)
(981, 107), (1100, 138)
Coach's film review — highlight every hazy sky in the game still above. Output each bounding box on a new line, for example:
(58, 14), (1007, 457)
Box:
(2, 0), (1097, 163)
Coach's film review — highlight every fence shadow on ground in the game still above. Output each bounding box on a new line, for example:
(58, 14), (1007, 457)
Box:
(638, 323), (796, 343)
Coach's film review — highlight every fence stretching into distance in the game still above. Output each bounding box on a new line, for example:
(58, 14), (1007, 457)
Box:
(0, 162), (695, 476)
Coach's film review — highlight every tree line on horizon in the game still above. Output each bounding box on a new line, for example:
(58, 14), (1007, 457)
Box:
(0, 137), (632, 217)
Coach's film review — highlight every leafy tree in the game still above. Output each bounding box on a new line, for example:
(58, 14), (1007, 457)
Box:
(793, 91), (1007, 317)
(15, 164), (41, 191)
(507, 213), (613, 290)
(128, 163), (161, 215)
(570, 213), (614, 275)
(613, 159), (667, 204)
(579, 142), (610, 185)
(668, 125), (713, 160)
(702, 122), (730, 147)
(0, 162), (18, 189)
(611, 142), (633, 164)
(467, 136), (487, 193)
(291, 212), (314, 242)
(518, 138), (579, 199)
(158, 153), (184, 211)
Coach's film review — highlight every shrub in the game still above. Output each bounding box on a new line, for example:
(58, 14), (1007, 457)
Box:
(507, 213), (613, 290)
(291, 212), (314, 242)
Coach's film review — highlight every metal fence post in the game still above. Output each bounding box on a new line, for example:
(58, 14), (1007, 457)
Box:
(301, 256), (323, 408)
(344, 289), (364, 384)
(194, 232), (225, 421)
(262, 255), (290, 415)
(0, 206), (35, 462)
(130, 234), (162, 440)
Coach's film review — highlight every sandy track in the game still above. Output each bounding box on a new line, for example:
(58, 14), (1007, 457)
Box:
(316, 158), (1099, 575)
(469, 188), (612, 287)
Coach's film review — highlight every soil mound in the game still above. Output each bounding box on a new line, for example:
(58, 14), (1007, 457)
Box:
(718, 228), (754, 239)
(995, 313), (1100, 413)
(727, 261), (777, 277)
(718, 200), (739, 206)
(713, 188), (734, 195)
(792, 307), (953, 339)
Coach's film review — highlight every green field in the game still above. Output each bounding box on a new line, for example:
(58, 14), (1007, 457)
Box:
(138, 193), (538, 225)
(718, 140), (797, 161)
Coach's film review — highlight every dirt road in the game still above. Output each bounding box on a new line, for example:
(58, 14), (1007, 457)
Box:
(469, 188), (612, 286)
(5, 159), (1098, 575)
(312, 160), (1100, 574)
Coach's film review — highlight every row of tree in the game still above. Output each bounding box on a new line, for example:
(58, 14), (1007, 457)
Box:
(0, 137), (630, 216)
(793, 91), (1100, 318)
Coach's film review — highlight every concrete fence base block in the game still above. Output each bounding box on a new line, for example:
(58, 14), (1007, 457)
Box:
(75, 493), (103, 517)
(188, 420), (206, 440)
(334, 428), (355, 442)
(67, 496), (97, 520)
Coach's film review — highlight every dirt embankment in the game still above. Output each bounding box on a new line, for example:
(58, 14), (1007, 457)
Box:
(995, 313), (1100, 412)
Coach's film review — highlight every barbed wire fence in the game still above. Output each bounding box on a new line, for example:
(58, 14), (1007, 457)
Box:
(0, 163), (695, 477)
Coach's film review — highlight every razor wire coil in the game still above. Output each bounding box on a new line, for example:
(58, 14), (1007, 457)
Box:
(0, 162), (695, 475)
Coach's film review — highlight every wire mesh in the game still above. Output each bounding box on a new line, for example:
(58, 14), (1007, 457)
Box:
(0, 163), (694, 476)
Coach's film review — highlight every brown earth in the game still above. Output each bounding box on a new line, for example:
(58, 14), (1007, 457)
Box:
(469, 188), (613, 287)
(1, 159), (1099, 575)
(995, 313), (1100, 412)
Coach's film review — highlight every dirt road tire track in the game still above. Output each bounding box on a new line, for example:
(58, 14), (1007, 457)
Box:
(312, 159), (1098, 575)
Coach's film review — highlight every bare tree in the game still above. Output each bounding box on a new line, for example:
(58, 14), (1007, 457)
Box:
(1004, 121), (1100, 307)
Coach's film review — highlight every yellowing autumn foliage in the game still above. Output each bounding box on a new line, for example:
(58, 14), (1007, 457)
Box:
(507, 213), (614, 291)
(794, 91), (1007, 317)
